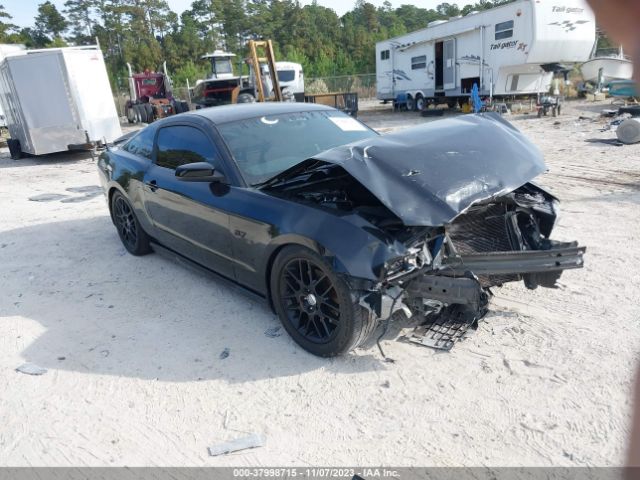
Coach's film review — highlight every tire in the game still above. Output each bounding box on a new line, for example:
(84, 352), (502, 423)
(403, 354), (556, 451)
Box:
(406, 95), (415, 111)
(144, 103), (154, 122)
(135, 104), (148, 123)
(173, 100), (183, 114)
(237, 93), (255, 104)
(134, 104), (142, 123)
(126, 106), (136, 124)
(111, 191), (151, 256)
(180, 101), (189, 113)
(270, 245), (377, 357)
(7, 138), (21, 160)
(415, 95), (425, 111)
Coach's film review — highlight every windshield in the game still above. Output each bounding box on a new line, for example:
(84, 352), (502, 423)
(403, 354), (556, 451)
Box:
(277, 70), (295, 82)
(217, 110), (378, 185)
(212, 58), (233, 75)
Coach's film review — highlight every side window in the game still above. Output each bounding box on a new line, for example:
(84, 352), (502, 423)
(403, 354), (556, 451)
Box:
(495, 20), (514, 40)
(155, 125), (221, 171)
(123, 127), (155, 159)
(380, 49), (390, 61)
(411, 55), (426, 70)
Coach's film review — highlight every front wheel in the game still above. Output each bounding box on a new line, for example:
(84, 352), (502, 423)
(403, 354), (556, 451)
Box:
(111, 191), (151, 256)
(237, 93), (255, 104)
(270, 246), (377, 357)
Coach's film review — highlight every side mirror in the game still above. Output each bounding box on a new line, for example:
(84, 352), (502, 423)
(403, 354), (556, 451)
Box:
(175, 162), (226, 183)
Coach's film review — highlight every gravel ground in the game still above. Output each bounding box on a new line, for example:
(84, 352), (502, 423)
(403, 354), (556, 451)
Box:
(0, 100), (638, 466)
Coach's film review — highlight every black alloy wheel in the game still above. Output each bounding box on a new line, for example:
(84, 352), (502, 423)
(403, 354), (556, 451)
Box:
(280, 257), (341, 343)
(111, 192), (151, 256)
(271, 246), (377, 357)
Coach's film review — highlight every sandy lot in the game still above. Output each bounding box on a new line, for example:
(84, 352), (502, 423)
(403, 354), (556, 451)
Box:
(0, 100), (639, 467)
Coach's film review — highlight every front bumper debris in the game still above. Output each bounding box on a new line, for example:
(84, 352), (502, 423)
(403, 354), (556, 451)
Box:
(367, 242), (586, 351)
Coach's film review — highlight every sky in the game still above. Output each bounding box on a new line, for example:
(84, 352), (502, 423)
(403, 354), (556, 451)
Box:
(3, 0), (475, 29)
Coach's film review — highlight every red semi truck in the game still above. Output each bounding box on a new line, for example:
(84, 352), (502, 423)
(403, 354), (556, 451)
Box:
(125, 62), (189, 123)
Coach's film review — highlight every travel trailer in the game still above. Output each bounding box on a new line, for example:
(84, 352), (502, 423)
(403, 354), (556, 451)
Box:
(376, 0), (596, 109)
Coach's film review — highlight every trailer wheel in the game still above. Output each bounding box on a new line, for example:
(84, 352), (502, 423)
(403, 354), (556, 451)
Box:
(173, 100), (183, 114)
(144, 104), (154, 123)
(415, 95), (425, 111)
(180, 101), (189, 113)
(7, 139), (21, 160)
(406, 95), (415, 111)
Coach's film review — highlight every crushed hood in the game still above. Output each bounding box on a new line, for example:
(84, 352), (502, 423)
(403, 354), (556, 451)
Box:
(268, 113), (547, 226)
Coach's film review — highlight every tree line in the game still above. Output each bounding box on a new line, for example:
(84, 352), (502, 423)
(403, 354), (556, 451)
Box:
(0, 0), (523, 90)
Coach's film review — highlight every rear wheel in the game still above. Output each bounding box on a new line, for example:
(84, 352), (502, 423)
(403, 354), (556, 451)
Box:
(126, 106), (136, 124)
(180, 101), (189, 112)
(144, 103), (154, 122)
(415, 95), (425, 111)
(173, 100), (183, 114)
(111, 191), (151, 256)
(406, 95), (416, 111)
(135, 104), (148, 123)
(270, 246), (376, 357)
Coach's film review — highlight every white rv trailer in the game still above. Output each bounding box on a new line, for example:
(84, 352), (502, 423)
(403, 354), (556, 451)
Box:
(376, 0), (596, 109)
(0, 45), (121, 158)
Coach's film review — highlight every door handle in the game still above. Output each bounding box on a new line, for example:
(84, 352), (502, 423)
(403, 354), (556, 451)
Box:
(145, 180), (158, 192)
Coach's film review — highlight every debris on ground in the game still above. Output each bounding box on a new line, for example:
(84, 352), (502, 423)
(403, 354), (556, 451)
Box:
(219, 347), (230, 360)
(585, 138), (625, 147)
(401, 305), (480, 351)
(66, 185), (102, 194)
(15, 363), (47, 376)
(264, 326), (282, 338)
(208, 433), (265, 456)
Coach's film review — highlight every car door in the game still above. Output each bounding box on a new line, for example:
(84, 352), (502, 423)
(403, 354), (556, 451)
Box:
(141, 122), (235, 279)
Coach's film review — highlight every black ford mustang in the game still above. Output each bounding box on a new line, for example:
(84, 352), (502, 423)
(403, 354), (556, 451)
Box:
(98, 103), (585, 356)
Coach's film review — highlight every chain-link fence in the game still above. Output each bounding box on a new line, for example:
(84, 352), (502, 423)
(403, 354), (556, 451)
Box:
(305, 74), (376, 99)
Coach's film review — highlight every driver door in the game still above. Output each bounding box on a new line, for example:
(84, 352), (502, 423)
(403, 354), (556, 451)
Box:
(141, 123), (235, 279)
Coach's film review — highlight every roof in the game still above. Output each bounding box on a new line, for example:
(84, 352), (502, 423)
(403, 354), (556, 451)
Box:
(187, 102), (335, 125)
(201, 50), (236, 59)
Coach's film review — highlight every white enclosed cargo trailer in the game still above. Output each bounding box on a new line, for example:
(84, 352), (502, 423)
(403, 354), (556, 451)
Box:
(0, 44), (25, 128)
(376, 0), (596, 109)
(0, 45), (122, 158)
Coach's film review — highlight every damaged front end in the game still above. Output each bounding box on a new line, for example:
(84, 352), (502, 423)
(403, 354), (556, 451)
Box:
(364, 183), (585, 350)
(261, 113), (586, 350)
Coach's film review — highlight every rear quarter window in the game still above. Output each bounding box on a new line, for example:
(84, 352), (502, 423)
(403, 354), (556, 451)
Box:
(122, 127), (155, 159)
